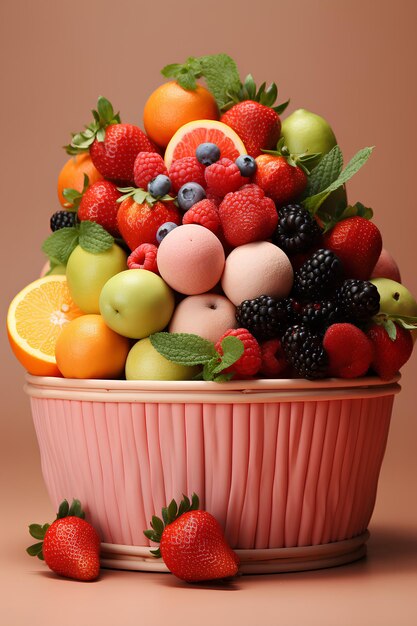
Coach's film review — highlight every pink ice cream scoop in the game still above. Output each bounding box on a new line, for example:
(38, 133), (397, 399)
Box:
(157, 224), (225, 295)
(221, 241), (293, 306)
(169, 293), (237, 343)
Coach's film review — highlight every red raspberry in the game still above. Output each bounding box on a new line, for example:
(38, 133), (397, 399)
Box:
(182, 199), (221, 234)
(323, 323), (374, 378)
(259, 339), (289, 378)
(215, 328), (261, 377)
(169, 157), (206, 194)
(205, 188), (223, 207)
(219, 184), (278, 247)
(204, 158), (249, 197)
(133, 152), (168, 189)
(127, 243), (159, 274)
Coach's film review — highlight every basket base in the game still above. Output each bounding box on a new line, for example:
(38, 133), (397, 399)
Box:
(100, 531), (369, 574)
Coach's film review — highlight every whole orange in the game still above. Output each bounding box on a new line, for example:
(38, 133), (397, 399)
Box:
(57, 154), (103, 207)
(143, 81), (219, 149)
(55, 314), (130, 379)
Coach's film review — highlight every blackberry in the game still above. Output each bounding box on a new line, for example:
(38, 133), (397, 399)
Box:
(273, 204), (322, 255)
(282, 325), (328, 380)
(50, 210), (77, 232)
(293, 248), (344, 301)
(301, 299), (341, 332)
(236, 295), (291, 340)
(338, 279), (380, 323)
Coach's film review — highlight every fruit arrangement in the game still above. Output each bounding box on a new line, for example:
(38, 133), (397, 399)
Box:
(7, 53), (417, 382)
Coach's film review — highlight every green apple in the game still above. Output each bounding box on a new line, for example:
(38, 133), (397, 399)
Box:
(66, 244), (127, 313)
(99, 269), (175, 339)
(281, 108), (337, 169)
(371, 278), (417, 317)
(125, 337), (199, 380)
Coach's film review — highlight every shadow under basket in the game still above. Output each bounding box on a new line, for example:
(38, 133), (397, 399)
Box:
(25, 374), (400, 574)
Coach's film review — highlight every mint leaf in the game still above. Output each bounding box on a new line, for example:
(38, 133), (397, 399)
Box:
(384, 319), (397, 341)
(198, 54), (241, 110)
(78, 221), (114, 253)
(303, 146), (374, 214)
(212, 336), (244, 374)
(305, 145), (343, 197)
(150, 332), (217, 366)
(42, 226), (79, 264)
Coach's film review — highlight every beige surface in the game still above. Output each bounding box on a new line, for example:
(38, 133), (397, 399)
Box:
(1, 1), (417, 624)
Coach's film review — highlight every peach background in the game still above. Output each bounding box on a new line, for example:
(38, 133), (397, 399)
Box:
(1, 0), (417, 624)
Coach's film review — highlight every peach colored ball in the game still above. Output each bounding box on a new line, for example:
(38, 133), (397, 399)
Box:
(221, 241), (293, 306)
(157, 224), (225, 295)
(169, 293), (237, 343)
(371, 247), (402, 283)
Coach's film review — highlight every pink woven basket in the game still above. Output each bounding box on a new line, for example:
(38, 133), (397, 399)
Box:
(25, 374), (400, 573)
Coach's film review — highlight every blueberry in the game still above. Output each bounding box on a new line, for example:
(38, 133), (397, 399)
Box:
(148, 174), (172, 197)
(156, 222), (178, 244)
(235, 155), (257, 177)
(196, 142), (221, 166)
(177, 182), (206, 211)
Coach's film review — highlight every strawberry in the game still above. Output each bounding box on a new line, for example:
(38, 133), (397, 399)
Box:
(66, 96), (157, 184)
(323, 323), (374, 378)
(27, 499), (100, 581)
(254, 154), (307, 206)
(78, 180), (122, 237)
(117, 188), (181, 250)
(323, 216), (382, 280)
(144, 494), (239, 582)
(366, 322), (413, 380)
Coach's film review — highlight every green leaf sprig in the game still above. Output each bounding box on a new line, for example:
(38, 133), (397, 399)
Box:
(65, 96), (120, 155)
(42, 220), (114, 266)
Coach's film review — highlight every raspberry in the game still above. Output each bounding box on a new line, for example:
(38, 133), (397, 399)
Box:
(259, 339), (289, 377)
(127, 243), (159, 273)
(182, 199), (221, 234)
(215, 328), (261, 377)
(169, 157), (206, 194)
(219, 184), (278, 247)
(133, 152), (168, 189)
(204, 158), (249, 197)
(323, 323), (374, 378)
(50, 210), (77, 231)
(205, 188), (223, 207)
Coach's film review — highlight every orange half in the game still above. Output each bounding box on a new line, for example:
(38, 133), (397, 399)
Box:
(7, 275), (84, 376)
(164, 119), (247, 170)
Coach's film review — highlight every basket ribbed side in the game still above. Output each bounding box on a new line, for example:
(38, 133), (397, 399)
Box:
(30, 395), (393, 549)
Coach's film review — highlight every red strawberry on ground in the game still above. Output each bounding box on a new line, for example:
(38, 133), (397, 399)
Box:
(323, 323), (374, 378)
(324, 216), (382, 280)
(221, 101), (281, 158)
(216, 328), (261, 377)
(127, 243), (159, 273)
(133, 151), (168, 189)
(117, 189), (181, 250)
(144, 494), (239, 583)
(259, 338), (289, 378)
(204, 157), (249, 196)
(366, 322), (413, 380)
(27, 499), (100, 581)
(182, 199), (221, 234)
(254, 154), (307, 206)
(219, 184), (278, 247)
(66, 96), (157, 184)
(78, 180), (122, 237)
(169, 156), (206, 194)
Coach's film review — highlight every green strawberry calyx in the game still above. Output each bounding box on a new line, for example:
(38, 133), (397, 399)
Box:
(116, 187), (177, 207)
(372, 313), (417, 341)
(27, 499), (86, 560)
(143, 493), (200, 558)
(65, 96), (121, 155)
(62, 173), (90, 210)
(262, 137), (321, 175)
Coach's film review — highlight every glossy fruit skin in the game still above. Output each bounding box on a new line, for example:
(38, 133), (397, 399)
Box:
(99, 269), (175, 339)
(55, 314), (130, 379)
(196, 142), (221, 165)
(57, 154), (103, 208)
(370, 278), (417, 317)
(221, 100), (281, 158)
(117, 197), (181, 250)
(66, 244), (127, 313)
(160, 509), (239, 582)
(323, 323), (373, 378)
(148, 174), (171, 197)
(90, 124), (157, 183)
(43, 516), (100, 581)
(78, 180), (122, 237)
(280, 108), (337, 170)
(367, 322), (413, 380)
(156, 222), (178, 243)
(125, 337), (199, 381)
(177, 182), (206, 211)
(235, 154), (257, 177)
(324, 216), (382, 281)
(254, 154), (307, 205)
(143, 81), (219, 149)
